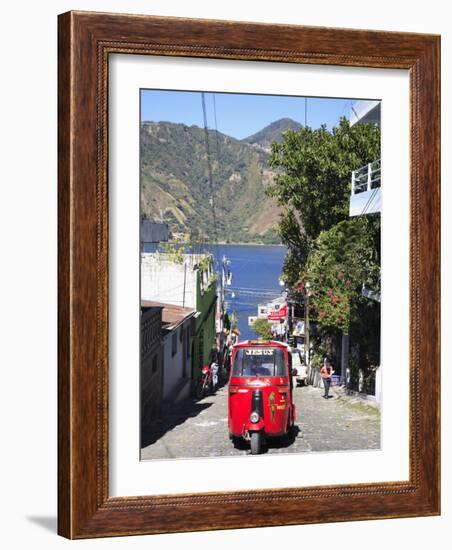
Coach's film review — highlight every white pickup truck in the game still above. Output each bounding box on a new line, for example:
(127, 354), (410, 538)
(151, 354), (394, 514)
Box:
(290, 348), (309, 386)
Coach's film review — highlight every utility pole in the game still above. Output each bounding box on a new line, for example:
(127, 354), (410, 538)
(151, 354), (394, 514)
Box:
(217, 255), (230, 333)
(304, 282), (311, 367)
(221, 256), (225, 331)
(182, 262), (187, 308)
(222, 255), (226, 304)
(341, 333), (349, 387)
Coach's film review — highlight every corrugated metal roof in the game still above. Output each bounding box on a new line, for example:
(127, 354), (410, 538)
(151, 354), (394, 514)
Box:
(141, 300), (195, 329)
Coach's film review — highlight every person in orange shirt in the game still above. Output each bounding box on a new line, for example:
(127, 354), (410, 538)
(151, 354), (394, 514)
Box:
(320, 357), (335, 399)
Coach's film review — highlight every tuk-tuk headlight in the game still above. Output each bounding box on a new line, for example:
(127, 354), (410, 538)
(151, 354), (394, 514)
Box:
(250, 411), (260, 423)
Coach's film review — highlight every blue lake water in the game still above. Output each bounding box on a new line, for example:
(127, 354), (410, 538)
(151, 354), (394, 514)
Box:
(210, 244), (286, 340)
(143, 243), (287, 340)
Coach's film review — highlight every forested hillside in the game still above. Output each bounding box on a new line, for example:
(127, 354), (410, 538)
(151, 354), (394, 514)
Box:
(140, 118), (301, 244)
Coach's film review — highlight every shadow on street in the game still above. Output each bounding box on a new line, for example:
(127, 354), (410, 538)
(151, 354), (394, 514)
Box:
(232, 425), (301, 454)
(261, 425), (301, 454)
(141, 398), (213, 448)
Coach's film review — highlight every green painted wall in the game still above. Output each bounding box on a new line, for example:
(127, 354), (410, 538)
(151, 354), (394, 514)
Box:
(191, 270), (217, 382)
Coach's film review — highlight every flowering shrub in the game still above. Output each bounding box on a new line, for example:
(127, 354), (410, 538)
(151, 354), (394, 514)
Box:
(303, 217), (380, 332)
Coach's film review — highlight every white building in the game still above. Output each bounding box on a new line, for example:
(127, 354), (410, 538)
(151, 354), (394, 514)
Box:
(142, 300), (195, 403)
(141, 251), (218, 389)
(141, 252), (214, 308)
(349, 100), (381, 217)
(257, 304), (268, 319)
(347, 100), (382, 402)
(349, 99), (381, 126)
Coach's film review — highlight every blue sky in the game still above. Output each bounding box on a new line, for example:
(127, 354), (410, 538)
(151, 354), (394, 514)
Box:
(140, 89), (358, 139)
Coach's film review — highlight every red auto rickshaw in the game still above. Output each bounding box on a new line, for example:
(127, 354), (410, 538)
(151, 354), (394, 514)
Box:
(228, 340), (297, 454)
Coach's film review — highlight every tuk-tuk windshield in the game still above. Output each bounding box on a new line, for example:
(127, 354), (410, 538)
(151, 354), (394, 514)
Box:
(232, 347), (287, 377)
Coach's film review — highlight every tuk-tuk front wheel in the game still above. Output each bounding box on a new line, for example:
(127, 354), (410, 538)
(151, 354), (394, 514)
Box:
(250, 431), (263, 455)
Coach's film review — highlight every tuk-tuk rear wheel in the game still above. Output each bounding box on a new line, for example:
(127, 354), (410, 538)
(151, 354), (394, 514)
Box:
(250, 432), (263, 455)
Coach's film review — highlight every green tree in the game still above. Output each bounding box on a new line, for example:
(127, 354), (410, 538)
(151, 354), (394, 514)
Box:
(304, 217), (380, 333)
(267, 117), (380, 284)
(252, 318), (273, 340)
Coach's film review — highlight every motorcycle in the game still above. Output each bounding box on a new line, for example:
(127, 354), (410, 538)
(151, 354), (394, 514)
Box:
(195, 362), (219, 400)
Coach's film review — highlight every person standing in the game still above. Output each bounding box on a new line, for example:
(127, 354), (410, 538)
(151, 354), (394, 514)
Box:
(208, 343), (220, 389)
(209, 343), (219, 365)
(270, 324), (276, 340)
(276, 319), (285, 341)
(224, 329), (232, 372)
(217, 329), (226, 366)
(320, 357), (335, 399)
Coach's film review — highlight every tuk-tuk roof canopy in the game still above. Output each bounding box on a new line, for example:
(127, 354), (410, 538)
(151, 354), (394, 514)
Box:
(234, 339), (289, 349)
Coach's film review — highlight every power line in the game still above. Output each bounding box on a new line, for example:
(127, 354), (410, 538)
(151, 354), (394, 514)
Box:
(212, 94), (221, 162)
(230, 286), (278, 294)
(201, 93), (228, 330)
(359, 185), (379, 216)
(229, 301), (263, 308)
(228, 289), (282, 297)
(362, 188), (379, 215)
(201, 92), (221, 264)
(225, 256), (284, 265)
(212, 93), (224, 268)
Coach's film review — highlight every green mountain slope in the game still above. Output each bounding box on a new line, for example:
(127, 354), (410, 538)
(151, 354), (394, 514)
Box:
(242, 118), (303, 152)
(140, 120), (299, 244)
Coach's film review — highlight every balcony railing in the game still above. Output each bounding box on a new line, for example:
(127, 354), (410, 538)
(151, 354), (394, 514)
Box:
(351, 159), (381, 195)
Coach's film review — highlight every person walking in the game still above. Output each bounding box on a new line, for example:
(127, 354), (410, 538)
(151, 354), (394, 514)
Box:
(320, 357), (335, 399)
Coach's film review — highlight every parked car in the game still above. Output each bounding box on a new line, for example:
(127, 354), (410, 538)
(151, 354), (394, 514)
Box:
(290, 348), (308, 386)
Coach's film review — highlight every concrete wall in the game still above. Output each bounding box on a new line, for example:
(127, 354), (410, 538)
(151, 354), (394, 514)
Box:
(162, 321), (192, 401)
(141, 252), (215, 310)
(349, 187), (381, 216)
(141, 253), (197, 308)
(141, 307), (163, 428)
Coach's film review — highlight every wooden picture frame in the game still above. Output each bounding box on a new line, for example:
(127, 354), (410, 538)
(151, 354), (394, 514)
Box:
(58, 11), (440, 539)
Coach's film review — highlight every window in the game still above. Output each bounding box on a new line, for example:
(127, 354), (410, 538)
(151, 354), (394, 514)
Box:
(232, 347), (287, 377)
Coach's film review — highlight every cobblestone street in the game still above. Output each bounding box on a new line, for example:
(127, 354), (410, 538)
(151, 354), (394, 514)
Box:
(141, 383), (380, 460)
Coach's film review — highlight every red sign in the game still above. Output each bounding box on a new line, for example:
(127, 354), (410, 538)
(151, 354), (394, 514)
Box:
(267, 303), (287, 321)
